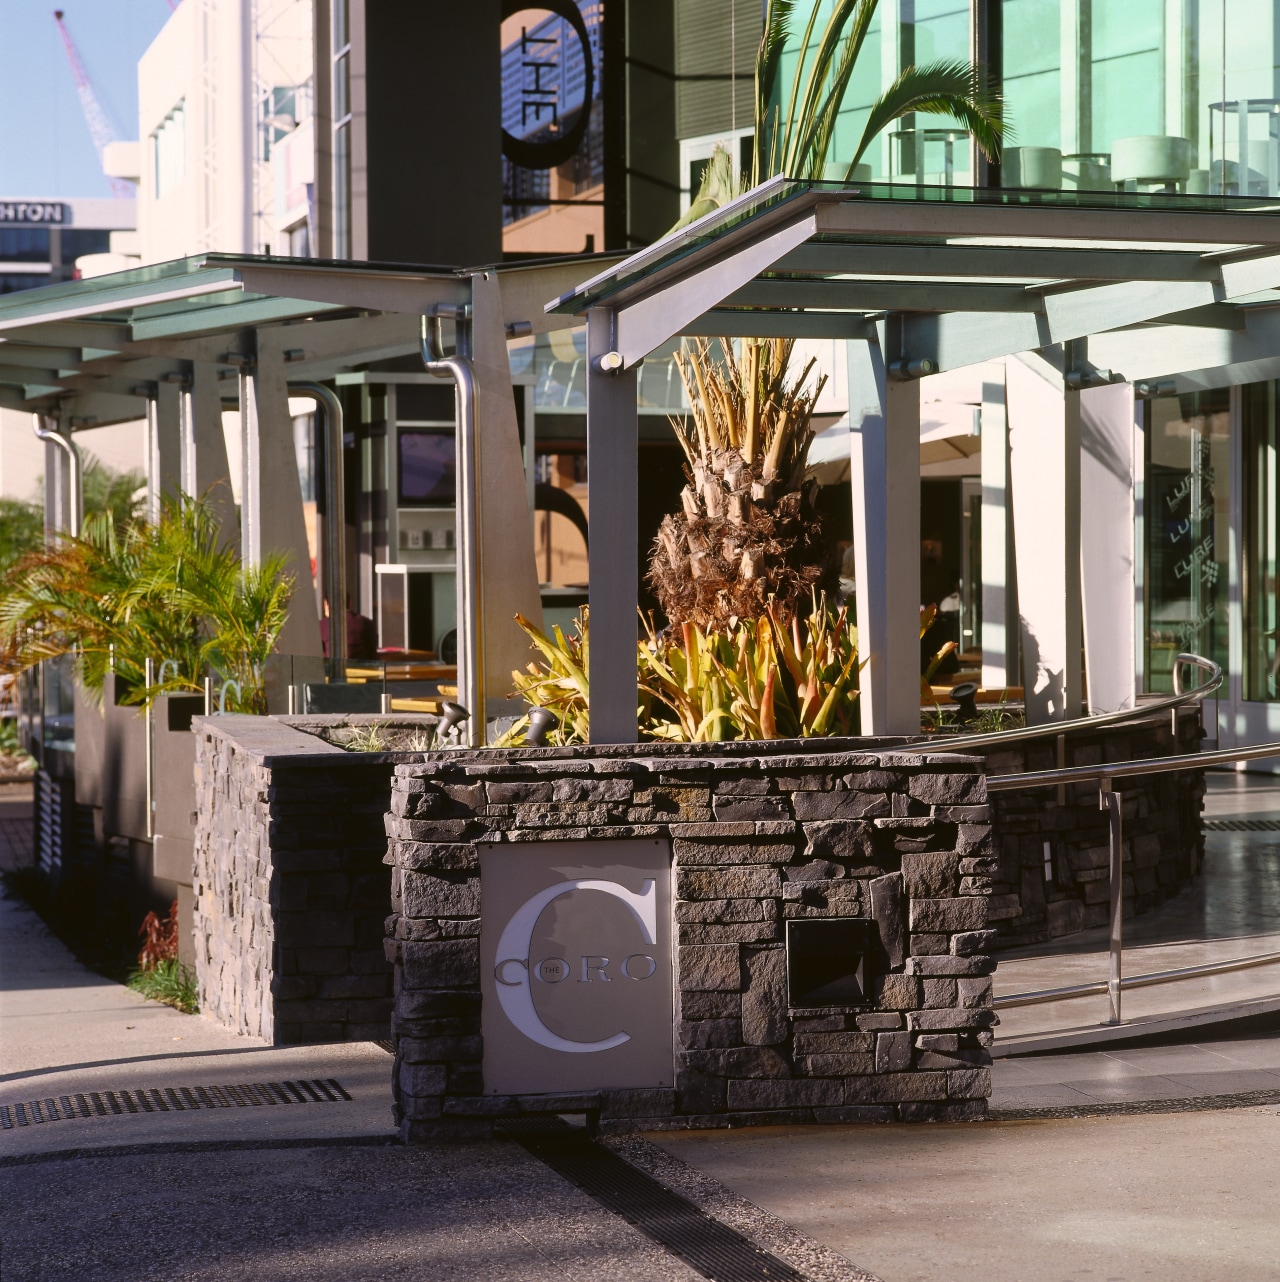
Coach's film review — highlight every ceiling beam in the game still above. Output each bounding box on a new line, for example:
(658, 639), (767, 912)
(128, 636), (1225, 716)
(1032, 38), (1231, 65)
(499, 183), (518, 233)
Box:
(726, 277), (1039, 313)
(772, 241), (1209, 282)
(815, 197), (1280, 247)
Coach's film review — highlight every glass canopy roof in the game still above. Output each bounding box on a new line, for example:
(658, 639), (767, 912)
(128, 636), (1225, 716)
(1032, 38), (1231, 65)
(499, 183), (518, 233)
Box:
(547, 177), (1280, 320)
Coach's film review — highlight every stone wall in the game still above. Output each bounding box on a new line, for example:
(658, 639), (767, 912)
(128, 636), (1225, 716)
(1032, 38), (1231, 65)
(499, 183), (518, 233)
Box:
(385, 741), (998, 1141)
(192, 716), (396, 1043)
(973, 707), (1204, 948)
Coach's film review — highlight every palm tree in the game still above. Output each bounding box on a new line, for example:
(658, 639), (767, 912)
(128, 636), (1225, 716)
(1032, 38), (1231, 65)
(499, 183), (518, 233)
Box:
(0, 497), (293, 714)
(652, 0), (1006, 631)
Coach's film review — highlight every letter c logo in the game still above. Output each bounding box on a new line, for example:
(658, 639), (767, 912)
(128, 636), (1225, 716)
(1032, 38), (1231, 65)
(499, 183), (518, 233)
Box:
(493, 878), (657, 1053)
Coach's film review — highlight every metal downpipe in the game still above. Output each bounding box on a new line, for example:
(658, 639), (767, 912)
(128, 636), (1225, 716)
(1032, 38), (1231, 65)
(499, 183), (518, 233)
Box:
(421, 310), (483, 747)
(32, 413), (82, 537)
(288, 382), (347, 682)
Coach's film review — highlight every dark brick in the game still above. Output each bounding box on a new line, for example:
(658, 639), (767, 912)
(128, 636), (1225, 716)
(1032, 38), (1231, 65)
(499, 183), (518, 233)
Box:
(678, 1019), (744, 1049)
(792, 791), (891, 821)
(713, 795), (791, 822)
(909, 772), (985, 804)
(401, 939), (479, 990)
(802, 821), (876, 863)
(875, 1031), (912, 1073)
(673, 838), (794, 866)
(679, 944), (742, 991)
(906, 955), (996, 977)
(401, 872), (480, 918)
(727, 1079), (842, 1109)
(741, 947), (788, 1046)
(909, 898), (988, 933)
(676, 867), (782, 900)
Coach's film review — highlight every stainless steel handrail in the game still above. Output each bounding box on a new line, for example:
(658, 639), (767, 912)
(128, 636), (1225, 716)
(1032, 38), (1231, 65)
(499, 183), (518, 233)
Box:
(289, 382), (347, 682)
(32, 413), (82, 537)
(997, 949), (1280, 1008)
(986, 725), (1280, 1026)
(986, 732), (1280, 791)
(901, 653), (1222, 755)
(421, 309), (483, 748)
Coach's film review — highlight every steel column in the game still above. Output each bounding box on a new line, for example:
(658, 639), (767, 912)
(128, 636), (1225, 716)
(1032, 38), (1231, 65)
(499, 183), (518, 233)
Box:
(586, 307), (639, 744)
(846, 330), (921, 735)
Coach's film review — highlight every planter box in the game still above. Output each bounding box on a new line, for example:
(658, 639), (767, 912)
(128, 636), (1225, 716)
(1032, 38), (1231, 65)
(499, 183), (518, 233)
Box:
(192, 715), (396, 1043)
(385, 741), (996, 1140)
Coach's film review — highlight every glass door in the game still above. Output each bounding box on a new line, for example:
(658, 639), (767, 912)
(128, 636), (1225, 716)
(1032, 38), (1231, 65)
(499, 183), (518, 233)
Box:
(1142, 390), (1230, 696)
(1226, 380), (1280, 761)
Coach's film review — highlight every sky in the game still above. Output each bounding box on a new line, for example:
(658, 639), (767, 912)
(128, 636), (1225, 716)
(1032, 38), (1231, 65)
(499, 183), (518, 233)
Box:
(0, 0), (173, 197)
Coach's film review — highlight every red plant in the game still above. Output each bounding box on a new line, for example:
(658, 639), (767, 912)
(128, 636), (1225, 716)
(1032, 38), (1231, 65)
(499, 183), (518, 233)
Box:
(137, 899), (180, 970)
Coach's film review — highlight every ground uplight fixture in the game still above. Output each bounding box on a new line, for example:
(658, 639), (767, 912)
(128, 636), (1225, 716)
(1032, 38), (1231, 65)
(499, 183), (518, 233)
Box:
(949, 681), (979, 724)
(437, 702), (470, 741)
(525, 707), (558, 746)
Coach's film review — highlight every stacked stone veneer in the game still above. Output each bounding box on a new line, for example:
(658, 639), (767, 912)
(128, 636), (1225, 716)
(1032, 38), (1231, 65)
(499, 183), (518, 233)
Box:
(386, 741), (998, 1141)
(192, 715), (396, 1043)
(976, 707), (1205, 947)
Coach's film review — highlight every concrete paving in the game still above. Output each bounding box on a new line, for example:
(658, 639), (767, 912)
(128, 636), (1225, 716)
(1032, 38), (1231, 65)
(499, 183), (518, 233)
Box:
(0, 881), (851, 1282)
(991, 1032), (1280, 1111)
(653, 1106), (1280, 1282)
(5, 768), (1280, 1281)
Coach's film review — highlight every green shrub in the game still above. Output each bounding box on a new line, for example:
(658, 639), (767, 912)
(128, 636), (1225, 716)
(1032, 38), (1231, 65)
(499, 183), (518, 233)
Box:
(127, 959), (199, 1014)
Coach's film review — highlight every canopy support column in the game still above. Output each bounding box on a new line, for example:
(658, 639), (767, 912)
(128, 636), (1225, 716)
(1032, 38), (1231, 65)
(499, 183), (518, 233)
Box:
(1008, 348), (1083, 722)
(149, 382), (182, 521)
(241, 332), (324, 663)
(1080, 381), (1138, 713)
(981, 370), (1020, 689)
(184, 362), (238, 549)
(586, 307), (639, 745)
(847, 328), (921, 736)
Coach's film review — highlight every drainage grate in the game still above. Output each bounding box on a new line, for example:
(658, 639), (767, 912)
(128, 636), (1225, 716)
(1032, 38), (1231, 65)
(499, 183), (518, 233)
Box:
(505, 1118), (809, 1282)
(0, 1079), (351, 1129)
(1204, 818), (1280, 831)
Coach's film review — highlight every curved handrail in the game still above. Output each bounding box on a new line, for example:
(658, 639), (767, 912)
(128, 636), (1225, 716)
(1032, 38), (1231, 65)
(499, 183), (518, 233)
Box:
(987, 731), (1280, 792)
(32, 413), (82, 537)
(420, 310), (483, 747)
(900, 652), (1222, 755)
(217, 680), (242, 714)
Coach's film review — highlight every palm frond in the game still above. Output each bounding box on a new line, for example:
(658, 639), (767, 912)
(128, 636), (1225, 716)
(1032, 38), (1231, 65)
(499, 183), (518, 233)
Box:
(753, 0), (794, 185)
(849, 58), (1008, 174)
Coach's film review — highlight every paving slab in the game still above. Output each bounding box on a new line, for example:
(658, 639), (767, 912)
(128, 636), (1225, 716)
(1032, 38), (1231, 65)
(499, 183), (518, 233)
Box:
(652, 1106), (1280, 1282)
(989, 1034), (1280, 1111)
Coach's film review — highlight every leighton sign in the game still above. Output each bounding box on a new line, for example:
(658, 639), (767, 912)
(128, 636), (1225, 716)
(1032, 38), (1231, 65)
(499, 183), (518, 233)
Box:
(480, 839), (673, 1095)
(0, 202), (70, 224)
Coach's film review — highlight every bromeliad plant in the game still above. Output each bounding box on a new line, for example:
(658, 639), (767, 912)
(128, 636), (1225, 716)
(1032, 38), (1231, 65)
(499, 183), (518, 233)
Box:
(0, 496), (293, 714)
(640, 596), (860, 741)
(499, 598), (860, 746)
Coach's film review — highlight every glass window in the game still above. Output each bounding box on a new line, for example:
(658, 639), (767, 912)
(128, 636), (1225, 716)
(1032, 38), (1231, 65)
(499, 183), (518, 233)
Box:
(0, 227), (50, 261)
(153, 102), (186, 199)
(1000, 0), (1280, 195)
(1244, 381), (1280, 700)
(1144, 390), (1230, 693)
(398, 429), (456, 507)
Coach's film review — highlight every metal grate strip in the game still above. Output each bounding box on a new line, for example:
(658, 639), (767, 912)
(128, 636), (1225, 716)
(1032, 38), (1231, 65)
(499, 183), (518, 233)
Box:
(0, 1080), (351, 1129)
(507, 1120), (809, 1282)
(1204, 818), (1280, 831)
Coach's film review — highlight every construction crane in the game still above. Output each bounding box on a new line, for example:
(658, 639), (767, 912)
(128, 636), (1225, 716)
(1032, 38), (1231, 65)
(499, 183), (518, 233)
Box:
(52, 9), (134, 198)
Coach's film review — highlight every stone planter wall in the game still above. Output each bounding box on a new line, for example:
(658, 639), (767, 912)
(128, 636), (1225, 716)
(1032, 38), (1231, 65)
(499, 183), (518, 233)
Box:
(385, 741), (998, 1141)
(192, 715), (398, 1043)
(970, 706), (1204, 948)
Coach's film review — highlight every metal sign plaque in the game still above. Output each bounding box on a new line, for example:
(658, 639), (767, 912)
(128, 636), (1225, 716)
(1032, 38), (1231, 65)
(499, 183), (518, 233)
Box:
(480, 839), (673, 1096)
